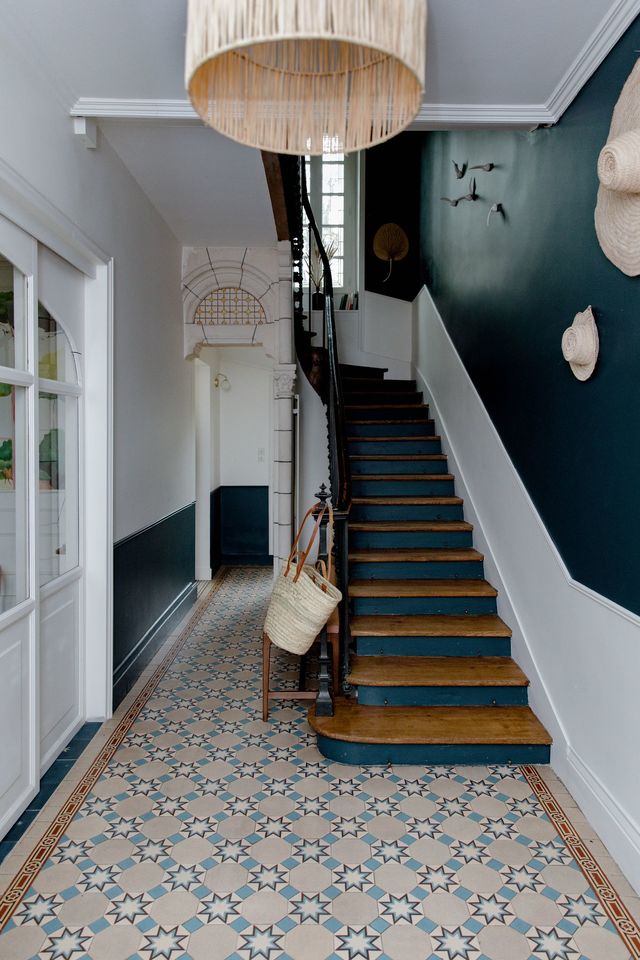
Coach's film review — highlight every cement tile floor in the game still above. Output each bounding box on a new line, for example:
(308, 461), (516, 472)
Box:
(0, 567), (638, 960)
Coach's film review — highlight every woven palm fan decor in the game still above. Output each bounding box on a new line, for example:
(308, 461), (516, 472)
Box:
(373, 222), (409, 281)
(185, 0), (427, 155)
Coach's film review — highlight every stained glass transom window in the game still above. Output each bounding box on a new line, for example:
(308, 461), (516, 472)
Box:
(194, 287), (266, 325)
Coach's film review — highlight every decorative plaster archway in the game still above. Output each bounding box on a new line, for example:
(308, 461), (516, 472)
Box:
(182, 242), (296, 574)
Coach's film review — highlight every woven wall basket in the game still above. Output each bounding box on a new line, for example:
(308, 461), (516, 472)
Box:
(595, 59), (640, 275)
(185, 0), (427, 155)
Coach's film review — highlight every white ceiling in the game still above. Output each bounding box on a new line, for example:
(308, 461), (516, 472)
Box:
(101, 122), (276, 246)
(5, 0), (637, 244)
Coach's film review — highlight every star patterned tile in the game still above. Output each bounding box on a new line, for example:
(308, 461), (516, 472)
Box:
(0, 567), (638, 960)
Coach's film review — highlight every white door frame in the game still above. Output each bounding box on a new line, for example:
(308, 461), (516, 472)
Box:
(0, 156), (114, 726)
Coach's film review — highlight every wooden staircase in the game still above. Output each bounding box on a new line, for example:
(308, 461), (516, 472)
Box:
(310, 364), (552, 765)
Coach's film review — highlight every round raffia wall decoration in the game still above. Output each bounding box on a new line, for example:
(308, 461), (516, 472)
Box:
(185, 0), (427, 155)
(595, 59), (640, 276)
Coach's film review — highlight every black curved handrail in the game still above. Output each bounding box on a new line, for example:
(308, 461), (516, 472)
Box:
(299, 160), (352, 513)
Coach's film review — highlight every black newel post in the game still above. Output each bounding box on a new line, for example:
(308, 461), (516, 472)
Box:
(314, 484), (334, 717)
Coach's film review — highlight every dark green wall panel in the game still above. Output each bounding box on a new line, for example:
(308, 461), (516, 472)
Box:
(419, 21), (640, 614)
(365, 133), (422, 301)
(113, 503), (196, 706)
(211, 486), (271, 566)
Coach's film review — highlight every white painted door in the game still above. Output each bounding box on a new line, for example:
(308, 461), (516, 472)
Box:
(37, 247), (84, 772)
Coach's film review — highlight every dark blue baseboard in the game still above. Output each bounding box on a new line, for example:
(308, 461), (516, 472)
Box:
(0, 723), (101, 863)
(113, 503), (196, 708)
(211, 485), (272, 568)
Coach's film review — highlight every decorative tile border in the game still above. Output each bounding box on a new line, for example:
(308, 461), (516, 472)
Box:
(0, 570), (227, 932)
(522, 764), (640, 958)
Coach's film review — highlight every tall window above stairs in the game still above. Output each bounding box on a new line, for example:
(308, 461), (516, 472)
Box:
(303, 150), (358, 294)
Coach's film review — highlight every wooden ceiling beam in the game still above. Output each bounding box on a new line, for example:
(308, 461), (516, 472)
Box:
(261, 151), (290, 241)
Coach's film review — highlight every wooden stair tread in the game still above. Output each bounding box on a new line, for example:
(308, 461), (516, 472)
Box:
(348, 435), (441, 443)
(350, 454), (447, 462)
(352, 496), (463, 505)
(350, 613), (510, 637)
(353, 474), (454, 481)
(309, 700), (552, 745)
(349, 579), (497, 598)
(349, 521), (472, 532)
(349, 547), (483, 562)
(348, 656), (528, 687)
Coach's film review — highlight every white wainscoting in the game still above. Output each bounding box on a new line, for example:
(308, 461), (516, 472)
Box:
(412, 285), (640, 894)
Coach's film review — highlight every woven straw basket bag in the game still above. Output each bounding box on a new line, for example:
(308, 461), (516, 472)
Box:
(264, 503), (342, 656)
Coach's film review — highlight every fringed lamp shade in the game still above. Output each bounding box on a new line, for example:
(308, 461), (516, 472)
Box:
(185, 0), (427, 155)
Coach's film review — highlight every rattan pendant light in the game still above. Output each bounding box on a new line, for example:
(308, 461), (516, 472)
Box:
(185, 0), (427, 155)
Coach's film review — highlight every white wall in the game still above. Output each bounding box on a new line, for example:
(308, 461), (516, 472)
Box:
(201, 346), (273, 555)
(412, 285), (640, 894)
(296, 369), (330, 528)
(204, 347), (272, 488)
(0, 32), (194, 542)
(310, 292), (413, 379)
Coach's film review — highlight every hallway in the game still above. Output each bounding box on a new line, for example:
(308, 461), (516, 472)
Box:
(0, 569), (637, 960)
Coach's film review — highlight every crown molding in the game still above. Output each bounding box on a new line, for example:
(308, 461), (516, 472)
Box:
(408, 102), (552, 130)
(546, 0), (640, 121)
(71, 1), (640, 131)
(71, 98), (201, 121)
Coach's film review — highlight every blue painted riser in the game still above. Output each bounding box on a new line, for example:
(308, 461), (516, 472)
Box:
(351, 503), (464, 522)
(349, 439), (442, 455)
(347, 422), (434, 437)
(317, 735), (550, 765)
(352, 595), (497, 615)
(350, 561), (483, 580)
(356, 685), (529, 706)
(352, 459), (449, 475)
(352, 479), (455, 497)
(346, 407), (429, 421)
(356, 636), (511, 656)
(350, 530), (473, 550)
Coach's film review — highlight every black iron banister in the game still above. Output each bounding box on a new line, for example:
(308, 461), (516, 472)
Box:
(299, 160), (352, 514)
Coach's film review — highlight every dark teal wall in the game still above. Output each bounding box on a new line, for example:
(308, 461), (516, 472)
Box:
(113, 504), (196, 706)
(419, 22), (640, 614)
(211, 486), (272, 567)
(365, 133), (423, 301)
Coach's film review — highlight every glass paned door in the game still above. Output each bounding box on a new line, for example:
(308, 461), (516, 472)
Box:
(0, 216), (38, 837)
(0, 382), (28, 611)
(36, 256), (84, 773)
(0, 219), (86, 837)
(38, 391), (79, 586)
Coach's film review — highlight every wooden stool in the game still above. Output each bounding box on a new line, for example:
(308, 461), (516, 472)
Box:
(262, 609), (340, 721)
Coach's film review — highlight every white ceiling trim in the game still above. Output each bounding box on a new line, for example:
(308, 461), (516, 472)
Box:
(409, 103), (551, 130)
(71, 99), (200, 121)
(71, 0), (640, 131)
(545, 0), (640, 120)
